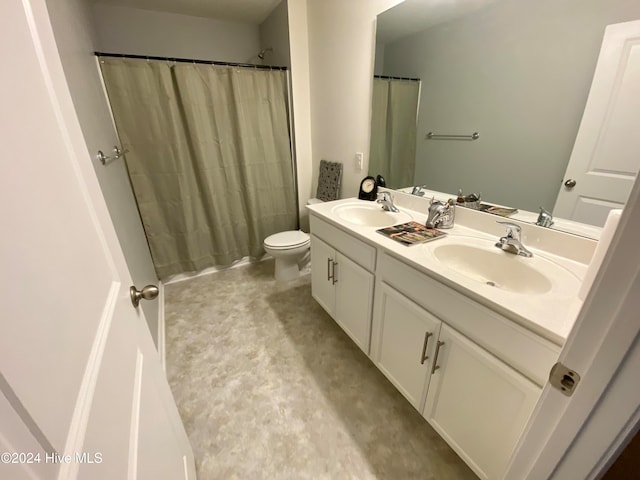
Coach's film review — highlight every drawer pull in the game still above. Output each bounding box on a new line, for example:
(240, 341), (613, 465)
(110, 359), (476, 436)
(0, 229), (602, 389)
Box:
(327, 257), (333, 282)
(332, 261), (338, 284)
(431, 341), (445, 374)
(420, 332), (433, 364)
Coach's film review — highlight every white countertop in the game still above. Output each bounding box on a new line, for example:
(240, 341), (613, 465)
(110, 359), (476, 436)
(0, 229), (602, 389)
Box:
(308, 197), (595, 346)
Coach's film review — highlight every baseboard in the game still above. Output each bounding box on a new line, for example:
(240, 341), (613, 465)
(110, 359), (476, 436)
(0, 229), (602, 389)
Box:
(157, 281), (166, 374)
(163, 255), (271, 286)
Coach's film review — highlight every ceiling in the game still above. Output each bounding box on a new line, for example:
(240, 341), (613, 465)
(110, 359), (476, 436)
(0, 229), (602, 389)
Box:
(377, 0), (500, 44)
(92, 0), (282, 24)
(92, 0), (498, 38)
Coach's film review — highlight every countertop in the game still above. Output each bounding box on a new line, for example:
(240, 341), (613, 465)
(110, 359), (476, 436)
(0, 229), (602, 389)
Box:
(308, 197), (595, 346)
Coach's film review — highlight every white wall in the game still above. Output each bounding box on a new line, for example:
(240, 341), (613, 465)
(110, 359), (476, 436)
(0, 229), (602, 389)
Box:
(90, 0), (403, 230)
(304, 0), (404, 200)
(45, 0), (160, 344)
(287, 0), (314, 230)
(260, 0), (291, 67)
(382, 0), (640, 212)
(91, 3), (260, 63)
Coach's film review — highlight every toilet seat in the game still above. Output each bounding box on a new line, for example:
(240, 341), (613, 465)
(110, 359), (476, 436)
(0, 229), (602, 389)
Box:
(264, 230), (310, 250)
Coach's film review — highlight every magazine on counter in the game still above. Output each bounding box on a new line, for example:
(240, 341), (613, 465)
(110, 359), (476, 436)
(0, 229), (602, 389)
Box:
(477, 203), (519, 217)
(376, 221), (447, 246)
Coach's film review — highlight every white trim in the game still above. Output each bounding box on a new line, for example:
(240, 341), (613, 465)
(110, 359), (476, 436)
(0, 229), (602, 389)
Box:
(127, 351), (144, 480)
(58, 282), (119, 480)
(158, 281), (167, 374)
(182, 455), (189, 480)
(163, 254), (271, 285)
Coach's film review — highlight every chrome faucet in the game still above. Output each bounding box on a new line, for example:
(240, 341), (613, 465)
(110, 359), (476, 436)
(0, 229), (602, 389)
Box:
(495, 221), (533, 257)
(536, 207), (554, 228)
(411, 185), (427, 196)
(376, 192), (399, 212)
(426, 198), (455, 229)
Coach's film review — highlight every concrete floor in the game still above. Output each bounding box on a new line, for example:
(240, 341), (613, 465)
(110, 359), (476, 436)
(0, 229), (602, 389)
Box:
(164, 259), (477, 479)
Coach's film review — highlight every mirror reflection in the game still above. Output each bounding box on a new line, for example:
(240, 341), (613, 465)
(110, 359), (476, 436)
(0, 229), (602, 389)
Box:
(371, 0), (640, 236)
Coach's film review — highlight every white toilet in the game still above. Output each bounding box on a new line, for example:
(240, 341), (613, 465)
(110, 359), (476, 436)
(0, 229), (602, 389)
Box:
(263, 199), (322, 282)
(263, 230), (311, 282)
(264, 157), (342, 282)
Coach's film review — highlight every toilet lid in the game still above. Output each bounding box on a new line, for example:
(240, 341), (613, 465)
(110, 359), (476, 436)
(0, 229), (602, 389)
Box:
(264, 230), (310, 249)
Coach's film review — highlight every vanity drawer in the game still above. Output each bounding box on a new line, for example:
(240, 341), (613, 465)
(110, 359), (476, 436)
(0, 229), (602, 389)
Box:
(310, 214), (376, 272)
(379, 253), (560, 386)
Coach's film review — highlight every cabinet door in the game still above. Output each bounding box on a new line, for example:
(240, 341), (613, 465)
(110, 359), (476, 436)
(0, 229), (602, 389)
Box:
(334, 251), (374, 354)
(372, 283), (442, 410)
(310, 235), (335, 316)
(423, 325), (541, 480)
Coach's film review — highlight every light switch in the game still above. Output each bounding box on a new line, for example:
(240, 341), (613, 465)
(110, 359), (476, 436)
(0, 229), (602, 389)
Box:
(355, 152), (364, 171)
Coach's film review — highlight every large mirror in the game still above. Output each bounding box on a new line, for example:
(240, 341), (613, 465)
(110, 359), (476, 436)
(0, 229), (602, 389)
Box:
(371, 0), (640, 237)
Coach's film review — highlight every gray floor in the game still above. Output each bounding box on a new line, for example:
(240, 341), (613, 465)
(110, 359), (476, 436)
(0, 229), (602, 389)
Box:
(164, 259), (477, 479)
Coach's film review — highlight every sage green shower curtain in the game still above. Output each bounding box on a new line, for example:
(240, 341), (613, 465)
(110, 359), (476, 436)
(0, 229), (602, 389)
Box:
(100, 58), (297, 279)
(369, 78), (420, 188)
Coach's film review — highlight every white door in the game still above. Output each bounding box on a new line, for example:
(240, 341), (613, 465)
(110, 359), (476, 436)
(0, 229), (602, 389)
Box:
(553, 20), (640, 227)
(0, 1), (194, 479)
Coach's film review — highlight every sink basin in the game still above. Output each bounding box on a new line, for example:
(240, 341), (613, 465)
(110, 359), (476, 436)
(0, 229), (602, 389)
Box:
(332, 202), (412, 228)
(429, 238), (578, 295)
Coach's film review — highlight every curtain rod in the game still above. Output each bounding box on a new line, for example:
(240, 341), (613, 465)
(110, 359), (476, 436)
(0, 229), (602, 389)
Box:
(94, 52), (288, 71)
(374, 74), (420, 82)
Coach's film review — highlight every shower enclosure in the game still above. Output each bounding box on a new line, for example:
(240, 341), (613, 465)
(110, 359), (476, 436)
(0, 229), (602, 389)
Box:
(99, 55), (298, 279)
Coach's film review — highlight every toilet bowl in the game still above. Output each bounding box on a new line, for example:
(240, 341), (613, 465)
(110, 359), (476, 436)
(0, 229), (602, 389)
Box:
(263, 230), (311, 282)
(263, 198), (322, 282)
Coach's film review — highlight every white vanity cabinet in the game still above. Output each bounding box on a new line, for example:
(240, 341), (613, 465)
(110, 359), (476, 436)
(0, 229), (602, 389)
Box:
(372, 252), (557, 480)
(423, 324), (541, 480)
(371, 282), (442, 410)
(309, 216), (376, 354)
(308, 208), (562, 480)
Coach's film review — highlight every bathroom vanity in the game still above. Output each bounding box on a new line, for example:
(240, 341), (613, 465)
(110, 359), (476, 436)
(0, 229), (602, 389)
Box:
(307, 191), (595, 480)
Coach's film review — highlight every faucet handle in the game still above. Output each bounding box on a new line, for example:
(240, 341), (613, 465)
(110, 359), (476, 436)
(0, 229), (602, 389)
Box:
(429, 196), (444, 207)
(497, 221), (521, 239)
(536, 207), (554, 227)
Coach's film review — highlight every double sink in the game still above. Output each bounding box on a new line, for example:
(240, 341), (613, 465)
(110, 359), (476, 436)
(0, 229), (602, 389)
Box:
(332, 201), (580, 297)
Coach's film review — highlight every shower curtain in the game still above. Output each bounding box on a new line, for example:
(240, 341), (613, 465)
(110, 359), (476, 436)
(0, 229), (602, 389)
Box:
(369, 77), (420, 189)
(100, 58), (297, 279)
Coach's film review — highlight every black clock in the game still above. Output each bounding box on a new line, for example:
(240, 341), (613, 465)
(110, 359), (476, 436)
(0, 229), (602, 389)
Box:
(358, 176), (378, 201)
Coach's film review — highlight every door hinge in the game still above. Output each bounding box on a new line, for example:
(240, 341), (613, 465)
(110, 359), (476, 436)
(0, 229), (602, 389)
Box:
(549, 362), (581, 396)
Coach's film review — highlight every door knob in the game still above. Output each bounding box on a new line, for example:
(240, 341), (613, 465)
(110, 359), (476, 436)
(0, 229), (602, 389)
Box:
(564, 179), (577, 188)
(130, 285), (159, 308)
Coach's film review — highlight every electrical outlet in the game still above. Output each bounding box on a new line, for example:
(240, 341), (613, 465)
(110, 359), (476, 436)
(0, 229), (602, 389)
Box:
(355, 152), (364, 171)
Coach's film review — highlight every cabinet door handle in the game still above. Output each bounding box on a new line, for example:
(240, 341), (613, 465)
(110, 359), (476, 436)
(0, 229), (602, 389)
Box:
(332, 261), (338, 284)
(431, 341), (445, 374)
(327, 257), (333, 282)
(420, 332), (433, 364)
